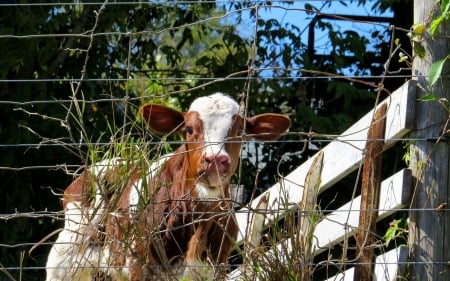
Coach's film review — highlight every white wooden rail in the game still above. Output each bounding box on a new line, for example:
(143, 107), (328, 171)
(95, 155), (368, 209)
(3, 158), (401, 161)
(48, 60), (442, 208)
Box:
(229, 80), (416, 280)
(323, 246), (409, 281)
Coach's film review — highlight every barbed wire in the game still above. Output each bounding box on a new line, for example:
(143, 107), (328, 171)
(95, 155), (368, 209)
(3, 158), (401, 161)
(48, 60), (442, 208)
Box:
(0, 74), (417, 84)
(0, 140), (389, 150)
(0, 1), (437, 279)
(0, 207), (443, 221)
(2, 259), (447, 272)
(0, 0), (375, 7)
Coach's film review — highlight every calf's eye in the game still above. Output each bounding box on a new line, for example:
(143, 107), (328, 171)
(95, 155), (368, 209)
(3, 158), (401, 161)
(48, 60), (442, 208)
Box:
(185, 126), (194, 135)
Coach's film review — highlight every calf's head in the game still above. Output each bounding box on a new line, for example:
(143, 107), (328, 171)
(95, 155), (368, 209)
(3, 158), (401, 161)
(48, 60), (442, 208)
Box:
(141, 93), (291, 197)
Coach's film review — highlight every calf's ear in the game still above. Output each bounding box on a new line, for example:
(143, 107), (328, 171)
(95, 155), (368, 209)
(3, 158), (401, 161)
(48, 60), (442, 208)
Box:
(140, 104), (185, 135)
(245, 113), (291, 141)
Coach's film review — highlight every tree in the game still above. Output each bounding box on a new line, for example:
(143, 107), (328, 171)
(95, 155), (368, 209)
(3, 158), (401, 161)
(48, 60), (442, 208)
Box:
(0, 2), (246, 279)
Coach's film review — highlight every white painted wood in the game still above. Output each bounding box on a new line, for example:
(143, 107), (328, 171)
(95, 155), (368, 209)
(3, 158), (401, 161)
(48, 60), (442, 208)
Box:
(374, 245), (409, 281)
(312, 169), (411, 255)
(324, 246), (408, 281)
(385, 81), (416, 145)
(235, 81), (416, 243)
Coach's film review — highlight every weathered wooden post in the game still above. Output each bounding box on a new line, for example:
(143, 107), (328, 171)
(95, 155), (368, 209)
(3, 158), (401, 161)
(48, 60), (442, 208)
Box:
(354, 104), (386, 281)
(409, 1), (450, 280)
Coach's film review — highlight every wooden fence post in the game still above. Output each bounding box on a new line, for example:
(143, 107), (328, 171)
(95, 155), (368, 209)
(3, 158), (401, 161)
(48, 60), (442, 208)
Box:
(409, 1), (450, 280)
(354, 104), (387, 281)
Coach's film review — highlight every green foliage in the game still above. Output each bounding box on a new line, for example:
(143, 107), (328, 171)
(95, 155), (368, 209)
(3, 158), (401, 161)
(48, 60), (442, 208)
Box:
(417, 93), (437, 102)
(384, 218), (408, 247)
(430, 0), (450, 36)
(429, 57), (449, 87)
(402, 141), (411, 166)
(418, 92), (450, 118)
(414, 0), (450, 116)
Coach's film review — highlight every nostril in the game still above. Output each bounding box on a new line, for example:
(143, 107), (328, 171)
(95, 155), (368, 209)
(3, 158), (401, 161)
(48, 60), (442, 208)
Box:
(216, 154), (230, 166)
(204, 154), (230, 172)
(204, 155), (214, 164)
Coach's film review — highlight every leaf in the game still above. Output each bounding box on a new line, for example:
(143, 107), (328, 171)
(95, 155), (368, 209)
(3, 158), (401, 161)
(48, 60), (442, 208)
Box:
(304, 3), (314, 14)
(384, 226), (396, 247)
(442, 0), (450, 14)
(413, 41), (426, 59)
(176, 28), (192, 50)
(411, 23), (427, 36)
(210, 43), (223, 50)
(399, 55), (408, 63)
(429, 57), (448, 86)
(417, 93), (437, 101)
(430, 16), (443, 36)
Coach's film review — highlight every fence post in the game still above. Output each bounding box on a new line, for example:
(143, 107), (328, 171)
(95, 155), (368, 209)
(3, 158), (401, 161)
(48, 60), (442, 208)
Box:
(354, 104), (386, 281)
(409, 1), (450, 280)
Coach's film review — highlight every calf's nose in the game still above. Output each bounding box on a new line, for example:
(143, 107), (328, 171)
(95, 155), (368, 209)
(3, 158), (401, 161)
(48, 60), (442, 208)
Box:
(205, 154), (230, 173)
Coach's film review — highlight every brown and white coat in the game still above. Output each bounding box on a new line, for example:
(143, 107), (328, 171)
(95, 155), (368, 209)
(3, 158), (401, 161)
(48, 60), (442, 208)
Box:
(45, 93), (291, 280)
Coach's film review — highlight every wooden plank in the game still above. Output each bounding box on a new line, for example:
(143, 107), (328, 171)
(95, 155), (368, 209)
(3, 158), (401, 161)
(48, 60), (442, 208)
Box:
(299, 150), (323, 254)
(238, 193), (269, 281)
(325, 246), (408, 281)
(312, 169), (412, 255)
(384, 81), (416, 145)
(235, 80), (416, 243)
(374, 245), (408, 281)
(354, 104), (387, 281)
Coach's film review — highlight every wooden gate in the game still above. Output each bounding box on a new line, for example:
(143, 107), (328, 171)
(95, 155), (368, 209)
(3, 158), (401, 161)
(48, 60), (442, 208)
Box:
(229, 80), (416, 281)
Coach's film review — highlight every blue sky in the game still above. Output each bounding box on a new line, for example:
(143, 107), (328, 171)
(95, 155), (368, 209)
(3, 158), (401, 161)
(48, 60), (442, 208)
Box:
(235, 0), (393, 54)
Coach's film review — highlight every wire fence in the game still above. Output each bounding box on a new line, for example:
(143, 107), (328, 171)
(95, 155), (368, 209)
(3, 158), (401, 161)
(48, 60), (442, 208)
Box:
(0, 1), (442, 281)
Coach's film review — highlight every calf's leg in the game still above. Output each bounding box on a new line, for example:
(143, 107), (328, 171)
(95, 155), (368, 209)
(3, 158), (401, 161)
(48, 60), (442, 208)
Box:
(181, 221), (214, 280)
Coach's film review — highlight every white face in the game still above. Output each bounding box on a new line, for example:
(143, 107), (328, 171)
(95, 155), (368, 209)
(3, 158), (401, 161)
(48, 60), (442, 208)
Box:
(189, 93), (241, 157)
(188, 93), (241, 197)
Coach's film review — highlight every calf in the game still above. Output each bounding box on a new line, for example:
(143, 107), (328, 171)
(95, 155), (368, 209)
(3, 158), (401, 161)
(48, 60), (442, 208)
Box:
(45, 93), (291, 280)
